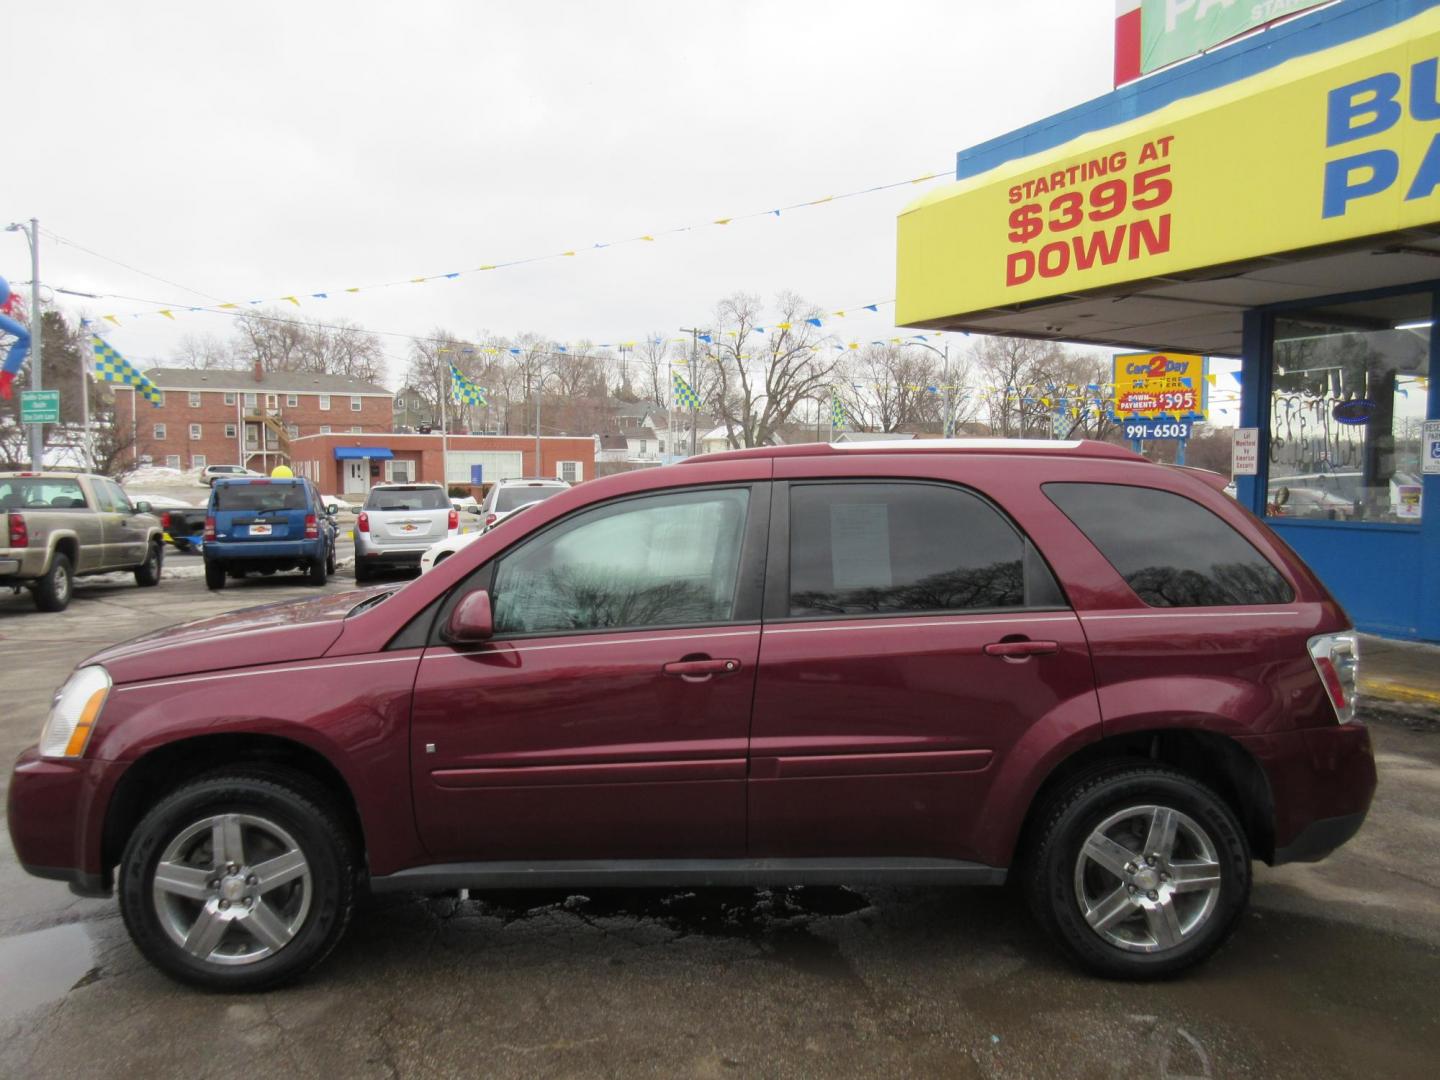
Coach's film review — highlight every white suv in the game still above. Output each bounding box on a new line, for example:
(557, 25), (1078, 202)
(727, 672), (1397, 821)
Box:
(480, 477), (570, 531)
(201, 464), (262, 486)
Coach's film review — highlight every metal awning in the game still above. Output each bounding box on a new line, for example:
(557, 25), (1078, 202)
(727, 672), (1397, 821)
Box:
(333, 447), (394, 460)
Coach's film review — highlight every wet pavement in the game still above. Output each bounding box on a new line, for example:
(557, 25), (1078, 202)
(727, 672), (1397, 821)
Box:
(1, 575), (1437, 1078)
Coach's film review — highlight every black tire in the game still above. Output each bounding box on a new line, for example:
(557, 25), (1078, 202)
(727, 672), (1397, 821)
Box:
(307, 554), (328, 586)
(433, 552), (451, 568)
(353, 562), (371, 584)
(1023, 765), (1251, 980)
(118, 771), (355, 992)
(134, 541), (163, 587)
(34, 552), (73, 612)
(325, 546), (336, 575)
(205, 561), (227, 591)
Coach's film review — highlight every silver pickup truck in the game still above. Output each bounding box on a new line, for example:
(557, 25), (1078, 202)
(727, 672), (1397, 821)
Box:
(0, 472), (164, 612)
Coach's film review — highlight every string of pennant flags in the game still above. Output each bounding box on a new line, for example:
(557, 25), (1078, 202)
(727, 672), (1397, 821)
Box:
(83, 168), (953, 327)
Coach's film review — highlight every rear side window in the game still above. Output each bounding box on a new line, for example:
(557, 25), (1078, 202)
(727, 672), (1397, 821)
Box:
(787, 482), (1057, 617)
(1044, 483), (1292, 607)
(365, 486), (448, 511)
(214, 484), (308, 512)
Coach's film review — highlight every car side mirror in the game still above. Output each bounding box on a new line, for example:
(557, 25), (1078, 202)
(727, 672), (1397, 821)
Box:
(326, 503), (339, 515)
(134, 500), (152, 515)
(465, 505), (482, 515)
(446, 590), (494, 642)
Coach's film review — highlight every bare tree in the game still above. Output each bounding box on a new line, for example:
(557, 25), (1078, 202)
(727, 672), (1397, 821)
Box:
(219, 310), (386, 383)
(841, 344), (947, 433)
(632, 333), (676, 409)
(701, 292), (840, 448)
(971, 336), (1069, 437)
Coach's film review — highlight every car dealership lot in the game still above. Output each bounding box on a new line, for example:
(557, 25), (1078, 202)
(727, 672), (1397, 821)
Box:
(1, 576), (1436, 1079)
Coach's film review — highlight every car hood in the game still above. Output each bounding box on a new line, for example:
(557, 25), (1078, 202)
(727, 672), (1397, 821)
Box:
(86, 589), (378, 685)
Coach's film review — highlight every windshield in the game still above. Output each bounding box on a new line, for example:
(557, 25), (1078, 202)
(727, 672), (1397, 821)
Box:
(214, 484), (308, 512)
(495, 486), (562, 513)
(365, 486), (448, 512)
(0, 477), (87, 510)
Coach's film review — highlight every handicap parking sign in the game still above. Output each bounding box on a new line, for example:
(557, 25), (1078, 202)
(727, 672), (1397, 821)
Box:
(1426, 420), (1440, 474)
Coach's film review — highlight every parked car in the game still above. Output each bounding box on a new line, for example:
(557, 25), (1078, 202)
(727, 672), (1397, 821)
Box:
(159, 508), (209, 553)
(354, 483), (474, 582)
(0, 471), (164, 611)
(478, 477), (569, 531)
(201, 464), (263, 487)
(420, 501), (538, 574)
(202, 476), (338, 589)
(7, 439), (1374, 990)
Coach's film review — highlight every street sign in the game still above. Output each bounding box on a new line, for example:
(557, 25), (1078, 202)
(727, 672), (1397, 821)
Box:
(1232, 427), (1260, 476)
(1423, 420), (1440, 475)
(20, 389), (59, 424)
(1122, 419), (1191, 441)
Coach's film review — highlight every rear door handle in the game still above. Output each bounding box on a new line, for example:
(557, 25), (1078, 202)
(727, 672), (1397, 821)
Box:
(983, 640), (1059, 659)
(662, 658), (742, 679)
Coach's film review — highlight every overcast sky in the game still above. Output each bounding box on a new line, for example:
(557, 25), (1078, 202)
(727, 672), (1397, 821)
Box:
(8, 0), (1119, 387)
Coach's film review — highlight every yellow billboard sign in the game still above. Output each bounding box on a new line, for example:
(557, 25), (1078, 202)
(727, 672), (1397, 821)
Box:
(896, 7), (1440, 327)
(1112, 352), (1208, 420)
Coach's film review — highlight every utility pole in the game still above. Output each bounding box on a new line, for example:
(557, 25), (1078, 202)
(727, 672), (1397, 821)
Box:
(679, 327), (708, 456)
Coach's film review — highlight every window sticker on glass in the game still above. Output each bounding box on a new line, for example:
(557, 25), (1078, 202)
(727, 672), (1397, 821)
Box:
(829, 502), (892, 590)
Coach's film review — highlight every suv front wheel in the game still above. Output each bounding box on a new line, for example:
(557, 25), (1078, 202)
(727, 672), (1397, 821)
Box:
(118, 772), (355, 991)
(1024, 765), (1251, 979)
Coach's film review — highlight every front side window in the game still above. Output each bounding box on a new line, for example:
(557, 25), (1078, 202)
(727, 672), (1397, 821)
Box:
(1268, 292), (1430, 524)
(787, 482), (1037, 617)
(1045, 483), (1292, 607)
(100, 480), (133, 515)
(493, 488), (749, 635)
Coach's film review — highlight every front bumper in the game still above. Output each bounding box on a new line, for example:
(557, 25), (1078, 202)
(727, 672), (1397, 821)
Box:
(7, 745), (124, 898)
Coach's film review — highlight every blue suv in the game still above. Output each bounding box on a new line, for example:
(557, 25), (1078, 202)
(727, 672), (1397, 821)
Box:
(203, 477), (338, 590)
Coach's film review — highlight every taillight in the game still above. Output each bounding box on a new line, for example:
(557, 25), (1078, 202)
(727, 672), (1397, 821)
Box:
(448, 509), (459, 531)
(305, 514), (318, 539)
(1307, 632), (1359, 724)
(484, 513), (497, 527)
(357, 511), (370, 533)
(8, 513), (28, 548)
(161, 511), (172, 530)
(203, 516), (216, 541)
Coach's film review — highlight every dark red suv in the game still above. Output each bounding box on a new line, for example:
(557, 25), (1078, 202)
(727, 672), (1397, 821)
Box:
(7, 440), (1375, 989)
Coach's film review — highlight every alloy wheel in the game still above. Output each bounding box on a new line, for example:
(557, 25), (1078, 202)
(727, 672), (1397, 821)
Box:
(151, 812), (312, 966)
(1073, 804), (1222, 953)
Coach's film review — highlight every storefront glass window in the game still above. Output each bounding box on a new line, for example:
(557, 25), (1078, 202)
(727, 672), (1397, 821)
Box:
(1268, 292), (1431, 524)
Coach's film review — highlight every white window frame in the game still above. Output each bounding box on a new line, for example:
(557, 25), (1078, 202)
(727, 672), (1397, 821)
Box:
(224, 392), (236, 406)
(286, 394), (299, 408)
(164, 454), (181, 469)
(153, 423), (166, 440)
(351, 426), (363, 434)
(192, 454), (208, 469)
(188, 391), (202, 407)
(320, 424), (332, 435)
(557, 460), (583, 483)
(319, 394), (331, 411)
(244, 392), (257, 409)
(265, 394), (278, 410)
(385, 459), (416, 483)
(350, 395), (362, 412)
(224, 423), (237, 439)
(286, 424), (299, 439)
(189, 423), (202, 440)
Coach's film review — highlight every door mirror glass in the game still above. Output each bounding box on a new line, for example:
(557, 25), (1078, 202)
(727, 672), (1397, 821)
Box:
(326, 503), (339, 516)
(133, 500), (153, 515)
(446, 590), (494, 642)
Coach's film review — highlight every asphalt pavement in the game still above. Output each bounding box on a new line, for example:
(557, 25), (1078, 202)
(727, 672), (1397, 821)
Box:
(0, 573), (1436, 1078)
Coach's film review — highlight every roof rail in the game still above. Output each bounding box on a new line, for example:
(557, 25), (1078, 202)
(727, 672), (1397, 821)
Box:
(690, 438), (1146, 464)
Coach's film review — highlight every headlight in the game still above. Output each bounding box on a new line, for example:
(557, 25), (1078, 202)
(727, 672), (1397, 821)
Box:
(39, 665), (112, 758)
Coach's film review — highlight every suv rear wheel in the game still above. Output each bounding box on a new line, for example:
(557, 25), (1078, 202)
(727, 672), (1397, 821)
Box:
(118, 772), (354, 991)
(204, 561), (226, 590)
(1024, 765), (1250, 979)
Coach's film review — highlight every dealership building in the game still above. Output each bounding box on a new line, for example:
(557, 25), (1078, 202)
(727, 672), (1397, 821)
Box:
(898, 0), (1440, 641)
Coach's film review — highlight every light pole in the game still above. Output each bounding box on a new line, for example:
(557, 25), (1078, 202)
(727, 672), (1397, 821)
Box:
(532, 365), (564, 478)
(678, 327), (710, 456)
(5, 219), (43, 469)
(900, 338), (956, 438)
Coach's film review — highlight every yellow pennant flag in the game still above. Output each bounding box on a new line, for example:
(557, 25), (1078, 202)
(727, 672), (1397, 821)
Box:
(219, 302), (238, 310)
(713, 218), (731, 225)
(103, 315), (120, 325)
(283, 296), (300, 306)
(158, 310), (175, 320)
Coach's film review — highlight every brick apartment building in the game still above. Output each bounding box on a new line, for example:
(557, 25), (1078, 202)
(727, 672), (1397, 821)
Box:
(112, 362), (393, 473)
(289, 432), (596, 499)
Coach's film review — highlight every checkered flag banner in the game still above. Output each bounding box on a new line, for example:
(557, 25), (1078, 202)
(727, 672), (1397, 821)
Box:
(672, 369), (701, 411)
(830, 390), (851, 431)
(91, 337), (163, 406)
(450, 364), (487, 406)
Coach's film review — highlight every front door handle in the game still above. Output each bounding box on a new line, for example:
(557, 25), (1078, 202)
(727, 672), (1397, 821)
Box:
(662, 658), (742, 680)
(983, 640), (1059, 659)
